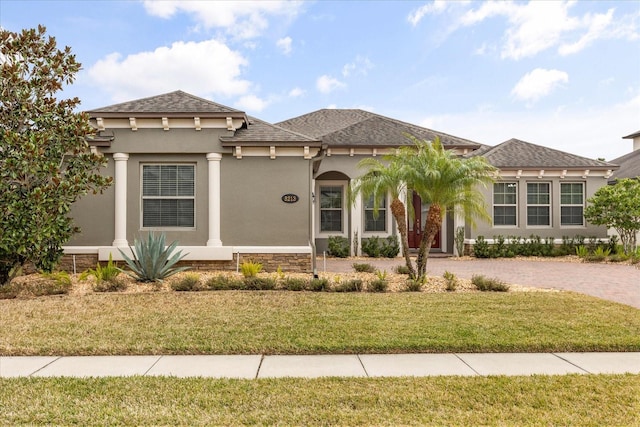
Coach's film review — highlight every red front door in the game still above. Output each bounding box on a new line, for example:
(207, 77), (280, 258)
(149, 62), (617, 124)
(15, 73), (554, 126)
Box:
(408, 194), (440, 249)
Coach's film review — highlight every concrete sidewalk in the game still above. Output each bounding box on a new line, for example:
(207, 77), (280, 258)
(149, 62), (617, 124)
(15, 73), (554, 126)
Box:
(2, 353), (638, 379)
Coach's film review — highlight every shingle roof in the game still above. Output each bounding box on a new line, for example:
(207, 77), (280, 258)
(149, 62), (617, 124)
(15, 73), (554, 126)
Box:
(623, 130), (640, 139)
(609, 150), (640, 181)
(221, 117), (320, 145)
(471, 138), (615, 169)
(87, 90), (245, 117)
(276, 109), (481, 148)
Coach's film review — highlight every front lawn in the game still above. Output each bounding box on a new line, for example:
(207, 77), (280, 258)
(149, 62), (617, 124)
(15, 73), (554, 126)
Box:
(2, 292), (639, 355)
(1, 375), (638, 425)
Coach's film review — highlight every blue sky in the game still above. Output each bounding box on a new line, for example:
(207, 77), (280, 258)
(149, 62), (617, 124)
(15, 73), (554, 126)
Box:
(2, 0), (639, 160)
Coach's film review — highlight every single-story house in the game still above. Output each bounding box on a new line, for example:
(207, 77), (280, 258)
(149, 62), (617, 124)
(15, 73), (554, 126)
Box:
(63, 90), (617, 272)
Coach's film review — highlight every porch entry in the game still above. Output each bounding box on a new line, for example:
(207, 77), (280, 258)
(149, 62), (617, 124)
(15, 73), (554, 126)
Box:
(407, 193), (441, 249)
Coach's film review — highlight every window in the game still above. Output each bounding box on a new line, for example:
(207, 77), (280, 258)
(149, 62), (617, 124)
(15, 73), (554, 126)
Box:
(364, 195), (387, 232)
(493, 182), (517, 226)
(319, 186), (343, 232)
(561, 183), (584, 226)
(527, 182), (550, 226)
(142, 164), (195, 228)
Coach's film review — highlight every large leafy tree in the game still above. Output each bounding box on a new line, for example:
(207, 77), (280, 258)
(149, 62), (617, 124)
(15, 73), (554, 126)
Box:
(0, 26), (112, 285)
(585, 178), (640, 255)
(351, 137), (496, 281)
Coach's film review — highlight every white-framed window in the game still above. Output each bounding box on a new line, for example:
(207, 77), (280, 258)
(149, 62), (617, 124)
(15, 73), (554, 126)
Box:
(364, 194), (387, 232)
(319, 184), (345, 233)
(493, 182), (517, 226)
(527, 182), (551, 227)
(141, 164), (195, 228)
(560, 182), (584, 226)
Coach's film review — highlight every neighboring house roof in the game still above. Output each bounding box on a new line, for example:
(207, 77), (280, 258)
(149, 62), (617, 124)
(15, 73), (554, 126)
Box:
(623, 130), (640, 139)
(277, 109), (481, 149)
(470, 138), (616, 169)
(220, 117), (321, 146)
(87, 90), (247, 118)
(609, 150), (640, 181)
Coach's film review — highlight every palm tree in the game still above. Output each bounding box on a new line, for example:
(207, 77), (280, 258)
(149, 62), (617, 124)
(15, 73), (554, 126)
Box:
(351, 157), (417, 278)
(352, 136), (496, 281)
(400, 136), (496, 278)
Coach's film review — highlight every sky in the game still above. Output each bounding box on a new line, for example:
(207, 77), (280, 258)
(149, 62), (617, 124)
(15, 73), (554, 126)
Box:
(1, 0), (639, 161)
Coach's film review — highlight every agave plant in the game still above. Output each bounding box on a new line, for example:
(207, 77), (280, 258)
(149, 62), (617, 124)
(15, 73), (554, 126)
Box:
(118, 232), (189, 282)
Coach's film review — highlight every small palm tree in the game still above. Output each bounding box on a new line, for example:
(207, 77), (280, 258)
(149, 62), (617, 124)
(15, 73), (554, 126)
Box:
(351, 136), (496, 281)
(401, 136), (496, 278)
(351, 158), (416, 278)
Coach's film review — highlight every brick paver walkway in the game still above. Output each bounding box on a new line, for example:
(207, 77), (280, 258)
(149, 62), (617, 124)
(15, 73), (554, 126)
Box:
(319, 257), (640, 309)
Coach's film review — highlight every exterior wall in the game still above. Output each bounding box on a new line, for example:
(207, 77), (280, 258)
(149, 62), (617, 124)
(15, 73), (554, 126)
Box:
(68, 156), (115, 245)
(221, 156), (311, 246)
(99, 128), (230, 155)
(470, 175), (610, 240)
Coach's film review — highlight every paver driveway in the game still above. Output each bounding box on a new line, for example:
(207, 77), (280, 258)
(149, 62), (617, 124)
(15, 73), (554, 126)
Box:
(320, 257), (640, 309)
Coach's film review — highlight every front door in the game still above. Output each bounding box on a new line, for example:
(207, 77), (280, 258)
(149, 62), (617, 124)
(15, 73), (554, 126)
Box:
(408, 193), (440, 249)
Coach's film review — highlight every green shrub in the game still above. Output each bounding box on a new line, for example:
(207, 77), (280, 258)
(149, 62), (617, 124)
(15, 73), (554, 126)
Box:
(352, 262), (376, 273)
(403, 279), (422, 292)
(472, 275), (509, 292)
(576, 245), (589, 258)
(361, 236), (381, 257)
(93, 278), (126, 293)
(584, 246), (610, 262)
(473, 236), (490, 258)
(608, 253), (629, 263)
(334, 279), (364, 292)
(119, 232), (189, 282)
(367, 279), (388, 293)
(309, 277), (330, 292)
(327, 236), (349, 258)
(80, 253), (121, 283)
(243, 276), (276, 290)
(171, 273), (202, 291)
(205, 275), (244, 291)
(454, 226), (465, 256)
(381, 236), (400, 258)
(240, 260), (263, 278)
(281, 277), (308, 291)
(393, 265), (411, 275)
(443, 270), (457, 292)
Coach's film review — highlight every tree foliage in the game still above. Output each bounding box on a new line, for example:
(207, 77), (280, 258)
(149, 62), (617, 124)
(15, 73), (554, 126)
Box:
(0, 26), (111, 285)
(351, 137), (496, 281)
(585, 178), (640, 254)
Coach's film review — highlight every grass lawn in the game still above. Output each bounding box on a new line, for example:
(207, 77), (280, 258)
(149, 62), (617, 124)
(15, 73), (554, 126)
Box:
(2, 291), (639, 355)
(1, 375), (639, 425)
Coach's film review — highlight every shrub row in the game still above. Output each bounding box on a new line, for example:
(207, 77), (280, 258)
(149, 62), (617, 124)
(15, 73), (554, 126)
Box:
(473, 235), (615, 259)
(327, 235), (400, 258)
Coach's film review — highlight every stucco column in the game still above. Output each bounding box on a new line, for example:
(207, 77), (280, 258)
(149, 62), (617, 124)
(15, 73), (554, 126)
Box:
(206, 153), (223, 247)
(112, 153), (129, 247)
(453, 211), (466, 257)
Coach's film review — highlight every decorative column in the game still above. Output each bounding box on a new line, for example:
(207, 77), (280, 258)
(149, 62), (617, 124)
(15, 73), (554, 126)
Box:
(112, 153), (129, 247)
(206, 153), (223, 247)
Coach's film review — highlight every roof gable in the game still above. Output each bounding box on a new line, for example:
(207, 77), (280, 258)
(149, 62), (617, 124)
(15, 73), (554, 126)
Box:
(277, 109), (480, 148)
(221, 116), (320, 145)
(87, 90), (245, 117)
(476, 138), (615, 169)
(610, 150), (640, 180)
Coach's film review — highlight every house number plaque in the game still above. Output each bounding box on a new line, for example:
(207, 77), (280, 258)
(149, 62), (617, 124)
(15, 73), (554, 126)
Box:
(281, 194), (299, 203)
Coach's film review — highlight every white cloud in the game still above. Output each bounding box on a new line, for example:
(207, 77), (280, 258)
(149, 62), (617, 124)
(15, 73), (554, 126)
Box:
(235, 94), (269, 112)
(142, 0), (303, 39)
(511, 68), (569, 104)
(316, 75), (346, 94)
(88, 39), (250, 102)
(342, 55), (373, 78)
(417, 93), (640, 161)
(276, 36), (292, 55)
(326, 104), (338, 109)
(288, 87), (305, 97)
(449, 1), (638, 59)
(407, 1), (451, 26)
